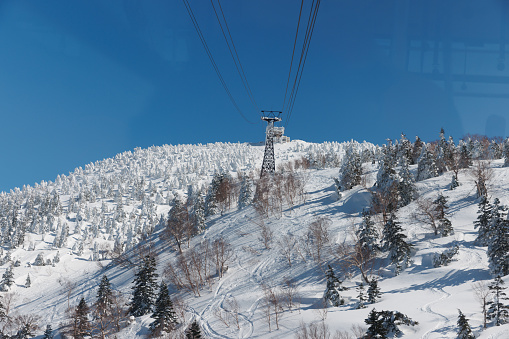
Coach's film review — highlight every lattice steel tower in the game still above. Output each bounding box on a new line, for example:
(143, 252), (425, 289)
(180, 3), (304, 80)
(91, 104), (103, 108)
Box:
(260, 111), (282, 177)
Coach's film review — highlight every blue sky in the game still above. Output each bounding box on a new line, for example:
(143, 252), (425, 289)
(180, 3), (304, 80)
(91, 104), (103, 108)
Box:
(1, 0), (508, 192)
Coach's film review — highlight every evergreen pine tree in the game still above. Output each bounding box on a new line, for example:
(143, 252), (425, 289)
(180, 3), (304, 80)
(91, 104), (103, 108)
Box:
(150, 281), (177, 336)
(487, 199), (509, 276)
(365, 308), (387, 338)
(129, 255), (159, 317)
(398, 157), (417, 207)
(186, 320), (203, 338)
(458, 140), (472, 169)
(42, 324), (54, 339)
(416, 144), (439, 181)
(324, 265), (346, 307)
(382, 214), (413, 275)
(33, 253), (45, 266)
(1, 265), (14, 291)
(96, 274), (114, 313)
(503, 138), (509, 167)
(487, 276), (509, 326)
(367, 278), (382, 304)
(357, 209), (379, 254)
(356, 282), (367, 309)
(412, 136), (424, 165)
(433, 194), (453, 237)
(73, 297), (91, 339)
(339, 143), (363, 191)
(435, 128), (449, 174)
(457, 309), (474, 339)
(474, 195), (493, 246)
(449, 174), (460, 190)
(238, 174), (253, 209)
(25, 274), (30, 288)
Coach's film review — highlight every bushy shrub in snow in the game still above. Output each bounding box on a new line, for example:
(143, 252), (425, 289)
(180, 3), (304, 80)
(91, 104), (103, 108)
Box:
(433, 245), (459, 268)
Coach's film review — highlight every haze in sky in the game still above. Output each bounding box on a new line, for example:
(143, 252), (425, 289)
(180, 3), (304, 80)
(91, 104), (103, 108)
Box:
(1, 0), (508, 192)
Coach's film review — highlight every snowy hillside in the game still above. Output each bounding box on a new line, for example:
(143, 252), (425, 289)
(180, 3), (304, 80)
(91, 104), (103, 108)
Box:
(1, 137), (509, 338)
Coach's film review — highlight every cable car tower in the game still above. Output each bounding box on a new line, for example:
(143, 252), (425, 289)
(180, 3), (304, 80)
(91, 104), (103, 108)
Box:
(260, 111), (282, 177)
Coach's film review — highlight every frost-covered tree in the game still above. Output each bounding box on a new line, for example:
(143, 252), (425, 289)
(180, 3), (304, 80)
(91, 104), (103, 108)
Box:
(42, 324), (54, 339)
(487, 276), (509, 326)
(0, 265), (14, 291)
(238, 173), (253, 209)
(458, 140), (472, 169)
(367, 278), (382, 304)
(397, 133), (413, 165)
(338, 143), (363, 191)
(324, 265), (346, 307)
(449, 174), (460, 190)
(150, 281), (177, 336)
(457, 309), (474, 339)
(487, 199), (509, 277)
(503, 138), (509, 167)
(129, 255), (158, 317)
(382, 214), (412, 275)
(474, 196), (493, 246)
(96, 274), (114, 312)
(357, 210), (379, 254)
(398, 157), (416, 207)
(433, 194), (453, 237)
(412, 136), (424, 165)
(416, 144), (438, 181)
(72, 297), (91, 339)
(356, 282), (367, 309)
(365, 309), (418, 338)
(33, 254), (45, 267)
(25, 273), (31, 288)
(433, 245), (459, 268)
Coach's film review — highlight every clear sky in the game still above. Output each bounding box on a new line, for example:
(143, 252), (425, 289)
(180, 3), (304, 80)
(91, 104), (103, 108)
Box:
(1, 0), (508, 192)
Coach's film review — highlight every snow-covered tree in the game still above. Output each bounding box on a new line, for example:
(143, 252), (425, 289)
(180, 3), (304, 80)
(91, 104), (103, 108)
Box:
(449, 174), (460, 190)
(186, 320), (202, 338)
(487, 199), (509, 276)
(96, 274), (114, 312)
(356, 282), (367, 309)
(474, 196), (493, 246)
(365, 309), (418, 338)
(416, 144), (438, 181)
(457, 309), (474, 339)
(412, 136), (424, 165)
(42, 324), (54, 339)
(503, 138), (509, 167)
(324, 265), (346, 307)
(357, 210), (379, 254)
(487, 276), (509, 326)
(238, 173), (253, 209)
(25, 273), (31, 288)
(433, 194), (453, 237)
(338, 143), (363, 191)
(0, 265), (14, 291)
(367, 278), (382, 304)
(398, 157), (416, 207)
(382, 214), (412, 275)
(72, 297), (91, 339)
(433, 245), (459, 268)
(129, 255), (159, 317)
(150, 281), (177, 336)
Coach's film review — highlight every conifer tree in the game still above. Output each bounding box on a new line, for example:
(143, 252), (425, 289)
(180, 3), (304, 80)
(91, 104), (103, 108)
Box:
(339, 143), (363, 191)
(449, 174), (460, 190)
(457, 309), (474, 339)
(416, 144), (438, 181)
(96, 274), (114, 313)
(324, 265), (346, 307)
(487, 276), (509, 326)
(367, 278), (382, 304)
(1, 265), (14, 291)
(382, 214), (413, 275)
(398, 133), (414, 165)
(398, 157), (416, 207)
(487, 199), (509, 276)
(503, 138), (509, 167)
(73, 297), (91, 339)
(33, 253), (45, 266)
(474, 195), (493, 246)
(435, 128), (449, 174)
(25, 273), (31, 288)
(186, 320), (203, 338)
(433, 194), (453, 237)
(356, 282), (367, 309)
(150, 281), (177, 336)
(129, 255), (159, 317)
(458, 140), (472, 169)
(412, 136), (424, 165)
(365, 309), (417, 338)
(357, 210), (379, 254)
(238, 174), (253, 209)
(42, 324), (54, 339)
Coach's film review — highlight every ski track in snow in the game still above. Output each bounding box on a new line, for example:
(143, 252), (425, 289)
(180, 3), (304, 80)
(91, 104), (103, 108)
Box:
(420, 287), (451, 339)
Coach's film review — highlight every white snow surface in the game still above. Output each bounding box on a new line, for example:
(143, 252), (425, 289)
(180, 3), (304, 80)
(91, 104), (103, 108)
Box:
(1, 140), (509, 338)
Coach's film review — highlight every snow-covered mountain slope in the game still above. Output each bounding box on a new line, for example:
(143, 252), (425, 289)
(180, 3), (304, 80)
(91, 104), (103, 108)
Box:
(1, 139), (509, 338)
